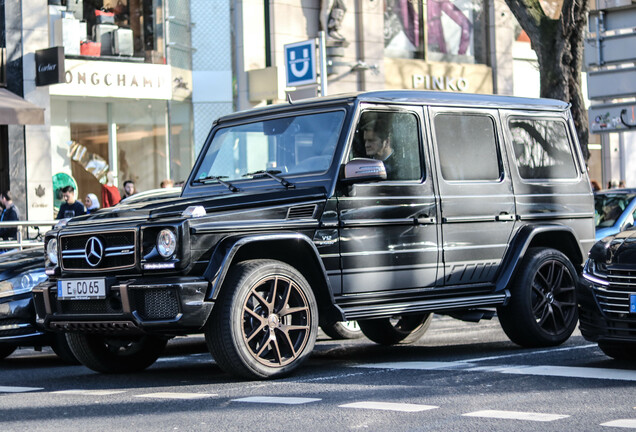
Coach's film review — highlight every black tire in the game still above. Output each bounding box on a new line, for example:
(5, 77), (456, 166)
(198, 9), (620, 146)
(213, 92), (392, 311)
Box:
(50, 333), (80, 365)
(498, 247), (578, 347)
(321, 321), (363, 340)
(358, 314), (432, 345)
(65, 333), (168, 373)
(598, 341), (636, 361)
(0, 344), (16, 360)
(205, 259), (318, 379)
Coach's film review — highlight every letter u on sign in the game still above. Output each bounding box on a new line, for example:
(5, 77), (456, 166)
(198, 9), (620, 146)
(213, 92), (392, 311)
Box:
(284, 39), (317, 87)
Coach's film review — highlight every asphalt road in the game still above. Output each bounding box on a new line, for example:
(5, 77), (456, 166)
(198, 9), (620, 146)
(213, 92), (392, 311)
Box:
(1, 316), (634, 431)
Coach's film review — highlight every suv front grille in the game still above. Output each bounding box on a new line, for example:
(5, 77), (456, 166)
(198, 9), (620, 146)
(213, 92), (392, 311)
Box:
(60, 230), (136, 271)
(592, 268), (636, 315)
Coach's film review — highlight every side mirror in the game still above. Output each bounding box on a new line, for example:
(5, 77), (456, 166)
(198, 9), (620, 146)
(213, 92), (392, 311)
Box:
(342, 158), (387, 184)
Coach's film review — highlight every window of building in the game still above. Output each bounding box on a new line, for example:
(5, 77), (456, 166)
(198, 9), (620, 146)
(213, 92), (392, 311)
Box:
(52, 99), (189, 204)
(350, 111), (422, 181)
(508, 118), (578, 180)
(384, 0), (488, 65)
(434, 113), (501, 181)
(52, 0), (165, 63)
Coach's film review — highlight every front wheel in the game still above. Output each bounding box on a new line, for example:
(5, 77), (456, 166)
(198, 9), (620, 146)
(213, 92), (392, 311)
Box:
(66, 333), (168, 373)
(598, 341), (636, 361)
(358, 314), (432, 345)
(498, 247), (578, 347)
(0, 344), (16, 360)
(206, 260), (318, 379)
(50, 333), (80, 364)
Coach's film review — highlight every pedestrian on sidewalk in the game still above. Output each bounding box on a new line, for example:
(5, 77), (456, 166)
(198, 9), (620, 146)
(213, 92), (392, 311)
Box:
(0, 191), (20, 240)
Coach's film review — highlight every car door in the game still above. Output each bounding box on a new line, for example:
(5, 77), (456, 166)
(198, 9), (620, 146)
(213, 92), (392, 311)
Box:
(337, 104), (440, 295)
(428, 106), (516, 286)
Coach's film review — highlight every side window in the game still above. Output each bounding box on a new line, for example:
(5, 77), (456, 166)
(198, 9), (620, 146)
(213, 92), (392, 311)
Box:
(350, 111), (422, 181)
(434, 113), (501, 181)
(508, 118), (577, 180)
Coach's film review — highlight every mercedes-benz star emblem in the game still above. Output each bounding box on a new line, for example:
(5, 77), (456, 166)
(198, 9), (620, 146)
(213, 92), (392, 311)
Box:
(84, 237), (104, 267)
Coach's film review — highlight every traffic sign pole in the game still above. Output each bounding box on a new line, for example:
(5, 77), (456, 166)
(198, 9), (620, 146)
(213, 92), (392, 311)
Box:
(318, 31), (328, 97)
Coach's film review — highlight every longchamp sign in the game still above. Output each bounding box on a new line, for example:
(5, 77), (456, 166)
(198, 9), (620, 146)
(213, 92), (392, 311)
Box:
(49, 59), (172, 100)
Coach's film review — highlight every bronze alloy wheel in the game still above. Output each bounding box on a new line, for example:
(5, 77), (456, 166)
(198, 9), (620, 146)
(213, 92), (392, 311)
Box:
(530, 258), (577, 336)
(241, 274), (312, 368)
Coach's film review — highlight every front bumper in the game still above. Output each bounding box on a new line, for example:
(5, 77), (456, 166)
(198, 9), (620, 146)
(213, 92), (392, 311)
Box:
(32, 277), (213, 336)
(0, 296), (48, 345)
(576, 278), (636, 343)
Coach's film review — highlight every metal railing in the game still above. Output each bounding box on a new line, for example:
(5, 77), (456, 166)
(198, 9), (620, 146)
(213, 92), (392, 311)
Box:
(0, 220), (57, 250)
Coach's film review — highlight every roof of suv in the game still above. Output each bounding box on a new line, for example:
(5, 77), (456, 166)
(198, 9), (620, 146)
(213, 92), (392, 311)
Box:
(217, 90), (570, 124)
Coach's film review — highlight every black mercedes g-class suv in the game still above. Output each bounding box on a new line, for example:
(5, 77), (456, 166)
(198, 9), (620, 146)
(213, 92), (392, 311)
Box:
(34, 91), (595, 379)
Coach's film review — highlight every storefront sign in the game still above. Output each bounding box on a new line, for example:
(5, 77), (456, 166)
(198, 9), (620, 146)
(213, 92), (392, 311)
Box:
(412, 74), (469, 92)
(385, 58), (493, 94)
(49, 59), (172, 100)
(35, 47), (65, 86)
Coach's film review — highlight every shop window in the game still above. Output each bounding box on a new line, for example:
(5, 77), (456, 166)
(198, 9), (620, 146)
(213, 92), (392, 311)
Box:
(52, 0), (165, 63)
(384, 0), (488, 65)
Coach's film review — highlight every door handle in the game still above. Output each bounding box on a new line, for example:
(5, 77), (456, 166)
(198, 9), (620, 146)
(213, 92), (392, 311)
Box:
(496, 212), (517, 221)
(415, 215), (437, 224)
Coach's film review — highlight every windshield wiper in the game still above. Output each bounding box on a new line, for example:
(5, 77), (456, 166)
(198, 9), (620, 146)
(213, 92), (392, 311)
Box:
(243, 170), (295, 189)
(193, 175), (239, 192)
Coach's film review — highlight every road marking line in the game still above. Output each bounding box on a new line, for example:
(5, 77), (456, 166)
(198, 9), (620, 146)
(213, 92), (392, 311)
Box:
(463, 344), (598, 363)
(52, 390), (127, 396)
(135, 392), (217, 400)
(0, 386), (43, 393)
(601, 419), (636, 428)
(497, 365), (636, 381)
(340, 401), (438, 412)
(232, 396), (321, 405)
(463, 410), (569, 422)
(354, 361), (636, 381)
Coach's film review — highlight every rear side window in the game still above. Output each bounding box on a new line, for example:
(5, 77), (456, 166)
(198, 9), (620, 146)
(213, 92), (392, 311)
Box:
(434, 113), (501, 181)
(508, 118), (577, 180)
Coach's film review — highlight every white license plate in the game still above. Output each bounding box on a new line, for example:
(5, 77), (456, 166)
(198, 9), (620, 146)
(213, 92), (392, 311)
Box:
(57, 278), (106, 300)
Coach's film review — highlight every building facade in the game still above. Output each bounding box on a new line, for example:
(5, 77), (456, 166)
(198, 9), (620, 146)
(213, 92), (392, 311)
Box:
(5, 0), (608, 221)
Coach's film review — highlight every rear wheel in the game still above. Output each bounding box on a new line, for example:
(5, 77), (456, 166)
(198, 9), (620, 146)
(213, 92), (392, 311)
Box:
(0, 344), (16, 360)
(206, 260), (318, 379)
(358, 314), (432, 345)
(598, 341), (636, 361)
(321, 321), (363, 340)
(498, 247), (578, 347)
(65, 333), (167, 373)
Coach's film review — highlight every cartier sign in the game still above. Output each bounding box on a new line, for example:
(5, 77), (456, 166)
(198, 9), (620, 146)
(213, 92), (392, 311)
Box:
(49, 59), (172, 100)
(35, 47), (65, 86)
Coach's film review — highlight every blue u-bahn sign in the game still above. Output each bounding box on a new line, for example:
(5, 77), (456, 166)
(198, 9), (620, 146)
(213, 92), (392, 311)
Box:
(284, 39), (316, 87)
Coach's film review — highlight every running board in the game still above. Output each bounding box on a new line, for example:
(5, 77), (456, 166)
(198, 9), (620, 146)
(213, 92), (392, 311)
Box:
(340, 292), (509, 320)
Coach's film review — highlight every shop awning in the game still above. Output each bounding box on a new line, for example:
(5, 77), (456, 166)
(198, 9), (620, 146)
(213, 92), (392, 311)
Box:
(0, 88), (44, 125)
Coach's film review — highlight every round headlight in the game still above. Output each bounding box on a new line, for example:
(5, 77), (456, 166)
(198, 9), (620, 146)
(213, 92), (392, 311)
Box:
(156, 229), (177, 258)
(47, 239), (58, 265)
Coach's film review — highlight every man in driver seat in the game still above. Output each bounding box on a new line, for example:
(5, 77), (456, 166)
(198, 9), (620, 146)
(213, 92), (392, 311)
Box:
(360, 116), (403, 180)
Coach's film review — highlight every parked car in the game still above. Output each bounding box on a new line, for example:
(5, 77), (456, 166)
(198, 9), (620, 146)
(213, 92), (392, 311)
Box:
(594, 188), (636, 241)
(34, 91), (595, 379)
(0, 247), (76, 362)
(579, 230), (636, 360)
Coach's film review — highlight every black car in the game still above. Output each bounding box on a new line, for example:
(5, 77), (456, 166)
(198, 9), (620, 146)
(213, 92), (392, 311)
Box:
(579, 230), (636, 360)
(34, 91), (595, 379)
(0, 248), (76, 362)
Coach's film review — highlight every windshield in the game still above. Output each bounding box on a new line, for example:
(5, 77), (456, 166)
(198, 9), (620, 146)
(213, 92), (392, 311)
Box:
(595, 193), (636, 227)
(193, 111), (345, 183)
